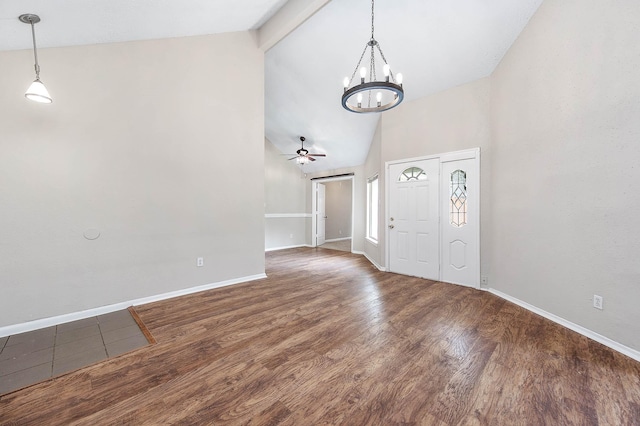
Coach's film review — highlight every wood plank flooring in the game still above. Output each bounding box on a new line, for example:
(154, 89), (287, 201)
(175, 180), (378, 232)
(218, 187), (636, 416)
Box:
(1, 247), (639, 425)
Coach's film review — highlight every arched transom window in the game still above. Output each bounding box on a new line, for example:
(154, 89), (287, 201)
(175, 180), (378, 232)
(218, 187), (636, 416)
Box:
(398, 167), (427, 182)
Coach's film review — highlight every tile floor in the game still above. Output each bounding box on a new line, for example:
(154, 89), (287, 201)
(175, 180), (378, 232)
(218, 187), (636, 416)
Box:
(0, 309), (150, 395)
(319, 238), (352, 252)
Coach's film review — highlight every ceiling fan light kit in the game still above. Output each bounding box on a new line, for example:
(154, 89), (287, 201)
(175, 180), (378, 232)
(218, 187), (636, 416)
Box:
(288, 136), (326, 166)
(341, 0), (403, 114)
(20, 13), (52, 104)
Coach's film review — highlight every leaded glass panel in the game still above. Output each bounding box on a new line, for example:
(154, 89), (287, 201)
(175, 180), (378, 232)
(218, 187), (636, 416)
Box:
(450, 169), (467, 227)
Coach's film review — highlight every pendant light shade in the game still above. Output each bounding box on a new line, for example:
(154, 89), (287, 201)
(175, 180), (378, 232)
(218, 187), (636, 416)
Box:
(25, 78), (52, 103)
(19, 14), (52, 104)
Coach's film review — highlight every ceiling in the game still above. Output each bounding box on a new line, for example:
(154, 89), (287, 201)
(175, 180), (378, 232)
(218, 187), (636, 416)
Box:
(1, 0), (543, 173)
(0, 0), (288, 50)
(265, 0), (543, 173)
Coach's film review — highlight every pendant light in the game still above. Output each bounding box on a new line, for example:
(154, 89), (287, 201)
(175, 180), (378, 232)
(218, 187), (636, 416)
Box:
(341, 0), (403, 113)
(19, 14), (52, 104)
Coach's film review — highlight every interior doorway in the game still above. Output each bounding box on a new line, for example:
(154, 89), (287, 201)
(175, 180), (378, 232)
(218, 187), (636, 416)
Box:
(311, 175), (354, 252)
(386, 149), (480, 288)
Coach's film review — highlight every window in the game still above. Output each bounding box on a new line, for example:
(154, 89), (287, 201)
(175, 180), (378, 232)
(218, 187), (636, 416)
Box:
(450, 169), (467, 227)
(398, 167), (427, 182)
(367, 175), (379, 243)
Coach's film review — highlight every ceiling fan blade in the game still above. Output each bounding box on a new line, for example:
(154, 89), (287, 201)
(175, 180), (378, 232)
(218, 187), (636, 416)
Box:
(308, 156), (316, 161)
(287, 157), (299, 160)
(308, 153), (326, 157)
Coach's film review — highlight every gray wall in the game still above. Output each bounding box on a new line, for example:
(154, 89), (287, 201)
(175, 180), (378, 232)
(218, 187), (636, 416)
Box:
(324, 180), (352, 240)
(306, 166), (366, 254)
(363, 120), (383, 267)
(490, 0), (640, 351)
(362, 0), (640, 352)
(0, 32), (265, 328)
(264, 138), (310, 250)
(371, 78), (492, 273)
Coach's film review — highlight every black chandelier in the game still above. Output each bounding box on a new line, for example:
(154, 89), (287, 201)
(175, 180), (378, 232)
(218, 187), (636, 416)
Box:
(341, 0), (403, 113)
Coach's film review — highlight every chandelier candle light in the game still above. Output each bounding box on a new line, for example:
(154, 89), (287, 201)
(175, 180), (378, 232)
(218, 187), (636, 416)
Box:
(20, 13), (52, 104)
(341, 0), (403, 113)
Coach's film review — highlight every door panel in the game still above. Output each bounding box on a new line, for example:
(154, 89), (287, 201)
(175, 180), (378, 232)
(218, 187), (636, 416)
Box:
(441, 158), (478, 287)
(416, 233), (431, 263)
(388, 159), (439, 280)
(416, 186), (430, 221)
(449, 240), (467, 270)
(317, 183), (326, 246)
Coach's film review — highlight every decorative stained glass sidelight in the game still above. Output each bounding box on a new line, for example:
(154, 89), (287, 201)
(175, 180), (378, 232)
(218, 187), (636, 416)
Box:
(450, 169), (467, 227)
(398, 167), (427, 182)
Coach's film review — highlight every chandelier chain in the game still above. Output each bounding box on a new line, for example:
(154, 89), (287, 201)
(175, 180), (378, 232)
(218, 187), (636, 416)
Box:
(371, 0), (375, 40)
(375, 44), (394, 81)
(368, 45), (376, 107)
(347, 44), (369, 87)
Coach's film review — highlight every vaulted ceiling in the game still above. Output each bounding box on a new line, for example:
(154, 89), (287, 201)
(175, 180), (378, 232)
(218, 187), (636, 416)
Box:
(1, 0), (543, 173)
(265, 0), (543, 172)
(0, 0), (288, 50)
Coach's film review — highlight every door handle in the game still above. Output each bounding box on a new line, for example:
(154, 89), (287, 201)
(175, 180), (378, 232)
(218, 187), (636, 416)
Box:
(389, 224), (394, 229)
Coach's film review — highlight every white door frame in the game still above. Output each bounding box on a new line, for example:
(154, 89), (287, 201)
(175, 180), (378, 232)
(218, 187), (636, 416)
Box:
(385, 148), (480, 288)
(311, 175), (355, 250)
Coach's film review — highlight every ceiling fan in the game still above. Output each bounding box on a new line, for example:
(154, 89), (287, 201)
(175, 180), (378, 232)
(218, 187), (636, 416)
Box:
(287, 136), (326, 164)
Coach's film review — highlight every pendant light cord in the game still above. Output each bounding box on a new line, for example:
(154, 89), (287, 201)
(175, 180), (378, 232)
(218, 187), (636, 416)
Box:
(29, 20), (41, 79)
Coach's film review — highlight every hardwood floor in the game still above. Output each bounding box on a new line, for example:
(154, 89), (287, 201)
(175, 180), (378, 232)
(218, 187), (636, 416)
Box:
(1, 247), (639, 425)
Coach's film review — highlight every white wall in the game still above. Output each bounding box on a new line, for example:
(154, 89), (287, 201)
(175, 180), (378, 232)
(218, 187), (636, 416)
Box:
(324, 180), (352, 240)
(264, 138), (310, 249)
(490, 0), (640, 351)
(0, 32), (265, 328)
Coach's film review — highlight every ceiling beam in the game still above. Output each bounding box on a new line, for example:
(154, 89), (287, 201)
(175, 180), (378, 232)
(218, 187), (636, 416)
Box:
(257, 0), (332, 52)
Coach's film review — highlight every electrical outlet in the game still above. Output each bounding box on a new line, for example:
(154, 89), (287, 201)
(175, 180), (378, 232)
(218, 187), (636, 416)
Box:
(197, 257), (204, 267)
(480, 276), (488, 286)
(290, 234), (294, 239)
(593, 294), (603, 310)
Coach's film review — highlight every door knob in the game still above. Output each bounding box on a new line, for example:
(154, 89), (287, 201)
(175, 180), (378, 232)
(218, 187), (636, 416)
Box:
(389, 224), (394, 229)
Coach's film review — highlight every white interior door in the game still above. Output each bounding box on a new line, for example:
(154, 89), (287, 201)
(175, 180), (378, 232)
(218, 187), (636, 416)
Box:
(441, 157), (479, 287)
(388, 159), (439, 279)
(316, 183), (326, 246)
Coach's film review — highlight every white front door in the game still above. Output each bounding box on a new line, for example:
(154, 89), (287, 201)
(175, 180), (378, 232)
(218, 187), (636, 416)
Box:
(388, 159), (440, 280)
(316, 183), (326, 246)
(441, 157), (479, 288)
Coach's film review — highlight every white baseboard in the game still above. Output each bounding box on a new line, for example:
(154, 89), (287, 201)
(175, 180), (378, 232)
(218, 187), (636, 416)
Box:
(354, 250), (387, 272)
(0, 273), (267, 338)
(324, 237), (352, 243)
(265, 244), (313, 252)
(488, 288), (640, 362)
